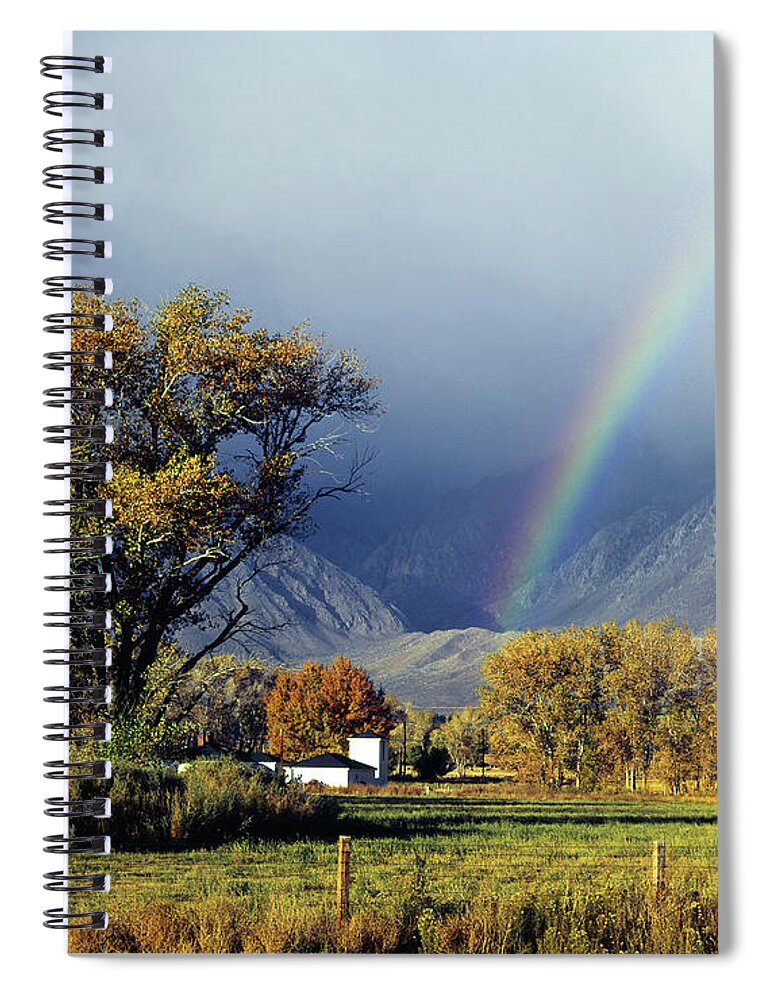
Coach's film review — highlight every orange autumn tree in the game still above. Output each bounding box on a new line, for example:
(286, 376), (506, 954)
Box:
(266, 656), (394, 759)
(69, 285), (380, 717)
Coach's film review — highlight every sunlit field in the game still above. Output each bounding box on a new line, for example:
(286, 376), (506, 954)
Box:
(70, 787), (717, 954)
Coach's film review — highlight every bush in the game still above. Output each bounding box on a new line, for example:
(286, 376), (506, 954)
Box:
(413, 747), (453, 779)
(77, 758), (338, 850)
(175, 759), (255, 845)
(107, 761), (184, 847)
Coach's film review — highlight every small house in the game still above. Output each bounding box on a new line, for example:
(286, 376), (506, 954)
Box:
(177, 734), (280, 775)
(287, 752), (376, 787)
(288, 733), (389, 788)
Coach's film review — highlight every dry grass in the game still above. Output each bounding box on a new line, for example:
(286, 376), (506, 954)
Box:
(69, 882), (716, 954)
(68, 791), (717, 954)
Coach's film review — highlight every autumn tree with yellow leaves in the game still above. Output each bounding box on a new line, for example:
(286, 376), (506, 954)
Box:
(480, 625), (609, 788)
(480, 620), (716, 793)
(70, 286), (380, 717)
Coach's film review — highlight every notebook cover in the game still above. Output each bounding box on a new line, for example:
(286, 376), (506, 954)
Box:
(64, 30), (717, 954)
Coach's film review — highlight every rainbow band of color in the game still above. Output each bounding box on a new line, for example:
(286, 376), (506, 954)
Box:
(499, 225), (714, 623)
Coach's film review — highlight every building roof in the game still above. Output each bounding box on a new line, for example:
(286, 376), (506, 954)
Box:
(293, 752), (376, 771)
(243, 750), (280, 763)
(189, 743), (279, 765)
(348, 731), (384, 740)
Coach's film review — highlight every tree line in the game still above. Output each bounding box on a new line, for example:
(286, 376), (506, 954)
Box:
(479, 619), (716, 793)
(108, 649), (394, 765)
(107, 620), (715, 797)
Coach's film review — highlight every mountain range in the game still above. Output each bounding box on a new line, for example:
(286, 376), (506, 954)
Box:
(309, 439), (715, 633)
(503, 495), (716, 633)
(185, 481), (716, 711)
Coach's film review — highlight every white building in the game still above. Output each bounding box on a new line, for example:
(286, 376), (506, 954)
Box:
(347, 732), (389, 786)
(176, 736), (281, 775)
(288, 733), (389, 788)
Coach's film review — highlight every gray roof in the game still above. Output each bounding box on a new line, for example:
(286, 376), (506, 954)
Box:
(293, 752), (375, 770)
(348, 731), (384, 740)
(188, 744), (279, 765)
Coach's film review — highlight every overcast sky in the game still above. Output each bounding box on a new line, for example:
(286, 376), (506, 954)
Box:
(76, 31), (714, 507)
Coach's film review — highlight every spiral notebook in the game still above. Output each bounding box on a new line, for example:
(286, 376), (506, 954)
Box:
(42, 31), (718, 954)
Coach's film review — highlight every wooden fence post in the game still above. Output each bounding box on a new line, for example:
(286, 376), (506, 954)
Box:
(651, 840), (666, 896)
(337, 835), (351, 933)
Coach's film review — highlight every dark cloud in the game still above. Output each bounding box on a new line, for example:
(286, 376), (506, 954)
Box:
(76, 30), (714, 506)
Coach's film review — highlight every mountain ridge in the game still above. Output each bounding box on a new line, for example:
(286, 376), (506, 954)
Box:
(184, 490), (716, 710)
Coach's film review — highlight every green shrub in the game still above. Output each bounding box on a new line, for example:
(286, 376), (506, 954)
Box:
(77, 758), (339, 849)
(414, 747), (453, 779)
(176, 759), (255, 846)
(74, 760), (183, 849)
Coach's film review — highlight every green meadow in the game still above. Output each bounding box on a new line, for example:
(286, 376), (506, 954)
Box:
(70, 788), (717, 954)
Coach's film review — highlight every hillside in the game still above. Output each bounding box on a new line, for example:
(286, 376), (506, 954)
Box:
(184, 491), (716, 710)
(503, 494), (716, 632)
(350, 627), (517, 712)
(188, 537), (406, 664)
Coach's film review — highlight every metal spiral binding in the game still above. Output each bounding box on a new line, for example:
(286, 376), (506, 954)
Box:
(43, 238), (110, 260)
(43, 165), (111, 190)
(44, 202), (112, 224)
(40, 55), (109, 79)
(43, 348), (113, 369)
(43, 92), (110, 117)
(42, 54), (112, 931)
(43, 128), (110, 152)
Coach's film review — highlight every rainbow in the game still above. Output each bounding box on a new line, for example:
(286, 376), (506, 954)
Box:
(496, 223), (714, 625)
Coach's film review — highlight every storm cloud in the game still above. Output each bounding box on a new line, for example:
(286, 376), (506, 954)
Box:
(76, 31), (715, 521)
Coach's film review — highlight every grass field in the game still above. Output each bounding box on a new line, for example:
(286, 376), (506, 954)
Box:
(69, 787), (718, 954)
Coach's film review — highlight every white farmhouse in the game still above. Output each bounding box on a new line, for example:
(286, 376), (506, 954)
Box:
(347, 732), (389, 786)
(288, 733), (389, 788)
(176, 735), (281, 775)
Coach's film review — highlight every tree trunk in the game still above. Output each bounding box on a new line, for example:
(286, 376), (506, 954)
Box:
(575, 739), (584, 791)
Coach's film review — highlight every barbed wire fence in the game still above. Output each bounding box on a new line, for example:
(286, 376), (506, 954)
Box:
(95, 836), (718, 930)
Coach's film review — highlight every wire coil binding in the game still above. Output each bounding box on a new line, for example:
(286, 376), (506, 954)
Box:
(44, 277), (110, 298)
(43, 165), (108, 189)
(43, 202), (110, 224)
(44, 871), (110, 892)
(40, 55), (108, 79)
(43, 53), (112, 930)
(43, 238), (110, 260)
(44, 760), (111, 781)
(43, 686), (112, 705)
(44, 797), (112, 819)
(43, 348), (113, 370)
(43, 91), (109, 116)
(44, 461), (113, 481)
(43, 128), (108, 151)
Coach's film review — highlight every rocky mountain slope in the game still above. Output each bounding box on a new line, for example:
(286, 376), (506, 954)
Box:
(312, 448), (715, 633)
(192, 537), (406, 664)
(502, 494), (716, 632)
(188, 538), (514, 709)
(185, 491), (716, 710)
